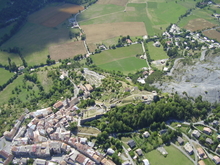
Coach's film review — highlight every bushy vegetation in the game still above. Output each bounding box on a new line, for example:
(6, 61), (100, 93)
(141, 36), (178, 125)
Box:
(86, 94), (211, 133)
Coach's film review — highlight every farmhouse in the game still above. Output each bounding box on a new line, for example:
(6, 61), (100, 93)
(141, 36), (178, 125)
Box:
(143, 159), (150, 165)
(184, 142), (193, 155)
(203, 127), (212, 135)
(53, 101), (64, 109)
(143, 131), (150, 138)
(177, 136), (184, 145)
(198, 160), (206, 165)
(192, 130), (201, 138)
(197, 147), (207, 159)
(127, 140), (136, 148)
(85, 84), (93, 91)
(205, 138), (213, 144)
(136, 149), (143, 156)
(213, 156), (220, 164)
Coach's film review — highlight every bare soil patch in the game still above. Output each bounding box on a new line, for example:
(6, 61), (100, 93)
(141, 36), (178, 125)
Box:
(184, 18), (216, 31)
(28, 4), (84, 27)
(97, 0), (128, 6)
(203, 29), (220, 42)
(49, 41), (86, 60)
(81, 22), (147, 44)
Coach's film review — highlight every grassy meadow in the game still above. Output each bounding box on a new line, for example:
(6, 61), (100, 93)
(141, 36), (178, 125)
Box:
(0, 51), (22, 66)
(1, 22), (70, 66)
(147, 42), (168, 60)
(91, 44), (147, 74)
(178, 7), (220, 28)
(0, 68), (14, 86)
(78, 4), (125, 21)
(146, 145), (193, 165)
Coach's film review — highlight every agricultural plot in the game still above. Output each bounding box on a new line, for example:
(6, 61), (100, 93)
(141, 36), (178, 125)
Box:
(28, 4), (83, 27)
(0, 68), (14, 86)
(81, 22), (147, 44)
(146, 146), (193, 165)
(91, 44), (147, 74)
(97, 0), (128, 6)
(77, 4), (124, 22)
(98, 57), (147, 74)
(147, 42), (168, 61)
(49, 41), (87, 61)
(148, 1), (188, 26)
(184, 18), (216, 31)
(178, 8), (219, 29)
(203, 29), (220, 42)
(1, 22), (70, 65)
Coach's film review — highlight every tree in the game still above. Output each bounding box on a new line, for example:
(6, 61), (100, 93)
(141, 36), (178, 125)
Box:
(68, 122), (77, 132)
(81, 34), (86, 40)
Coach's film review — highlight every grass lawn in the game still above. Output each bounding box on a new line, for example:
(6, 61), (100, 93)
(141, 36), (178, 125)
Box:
(203, 158), (216, 165)
(0, 68), (14, 86)
(147, 42), (168, 60)
(146, 145), (193, 165)
(1, 22), (71, 66)
(92, 44), (148, 74)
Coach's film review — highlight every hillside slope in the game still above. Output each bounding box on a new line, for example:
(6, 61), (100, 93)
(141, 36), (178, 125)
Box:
(154, 50), (220, 103)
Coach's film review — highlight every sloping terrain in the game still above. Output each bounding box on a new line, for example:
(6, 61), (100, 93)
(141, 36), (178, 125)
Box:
(154, 50), (220, 103)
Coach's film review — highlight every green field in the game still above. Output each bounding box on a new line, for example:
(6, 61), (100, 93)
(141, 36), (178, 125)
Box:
(91, 44), (148, 74)
(98, 56), (147, 74)
(78, 4), (124, 21)
(0, 51), (22, 66)
(1, 22), (70, 66)
(147, 42), (168, 60)
(79, 3), (155, 35)
(0, 75), (40, 104)
(0, 0), (9, 10)
(79, 1), (195, 36)
(178, 7), (219, 28)
(203, 158), (216, 165)
(146, 145), (193, 165)
(0, 68), (14, 86)
(0, 22), (16, 39)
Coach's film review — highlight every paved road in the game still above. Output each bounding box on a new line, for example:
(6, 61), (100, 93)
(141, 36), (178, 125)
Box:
(69, 78), (79, 98)
(171, 142), (195, 164)
(122, 146), (135, 165)
(167, 125), (197, 165)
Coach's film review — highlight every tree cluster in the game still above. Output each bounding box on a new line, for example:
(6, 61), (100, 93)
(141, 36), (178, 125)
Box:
(86, 95), (211, 133)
